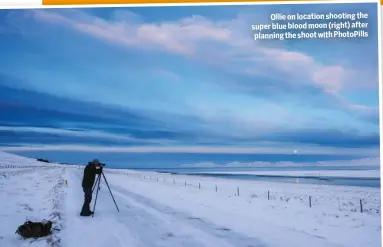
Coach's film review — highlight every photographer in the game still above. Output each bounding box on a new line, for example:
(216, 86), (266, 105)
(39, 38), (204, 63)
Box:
(80, 159), (104, 217)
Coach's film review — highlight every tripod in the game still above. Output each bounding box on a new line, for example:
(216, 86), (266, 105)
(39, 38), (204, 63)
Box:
(92, 170), (120, 217)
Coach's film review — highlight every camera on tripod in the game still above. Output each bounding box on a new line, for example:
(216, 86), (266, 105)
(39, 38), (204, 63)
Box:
(96, 163), (105, 171)
(91, 162), (119, 217)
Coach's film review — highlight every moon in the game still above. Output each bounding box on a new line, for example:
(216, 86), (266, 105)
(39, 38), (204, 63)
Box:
(293, 149), (298, 154)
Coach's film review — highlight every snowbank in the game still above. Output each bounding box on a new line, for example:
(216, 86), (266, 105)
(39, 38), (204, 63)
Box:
(0, 151), (63, 168)
(0, 167), (66, 246)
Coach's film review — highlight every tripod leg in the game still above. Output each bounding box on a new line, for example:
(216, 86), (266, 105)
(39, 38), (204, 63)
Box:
(92, 174), (100, 193)
(101, 172), (120, 212)
(92, 174), (102, 217)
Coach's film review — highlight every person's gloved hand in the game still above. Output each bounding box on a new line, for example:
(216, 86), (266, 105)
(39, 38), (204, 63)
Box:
(98, 165), (103, 172)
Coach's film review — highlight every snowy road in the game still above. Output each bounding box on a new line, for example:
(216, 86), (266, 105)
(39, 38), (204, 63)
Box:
(60, 168), (367, 247)
(64, 168), (268, 247)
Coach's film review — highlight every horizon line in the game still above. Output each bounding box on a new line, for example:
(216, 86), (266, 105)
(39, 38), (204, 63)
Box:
(0, 144), (379, 156)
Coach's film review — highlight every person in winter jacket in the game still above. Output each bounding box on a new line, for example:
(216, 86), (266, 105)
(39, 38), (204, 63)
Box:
(80, 159), (103, 216)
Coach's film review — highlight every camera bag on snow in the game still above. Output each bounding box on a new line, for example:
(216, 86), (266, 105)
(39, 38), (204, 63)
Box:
(15, 220), (53, 239)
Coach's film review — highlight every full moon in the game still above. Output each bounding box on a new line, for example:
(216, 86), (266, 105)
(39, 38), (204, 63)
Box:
(293, 149), (298, 154)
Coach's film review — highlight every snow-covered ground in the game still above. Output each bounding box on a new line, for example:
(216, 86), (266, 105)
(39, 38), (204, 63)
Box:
(194, 170), (381, 178)
(0, 167), (65, 246)
(0, 152), (62, 169)
(0, 151), (381, 247)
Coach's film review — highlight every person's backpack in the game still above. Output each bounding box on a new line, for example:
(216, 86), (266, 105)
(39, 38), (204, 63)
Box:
(15, 220), (53, 239)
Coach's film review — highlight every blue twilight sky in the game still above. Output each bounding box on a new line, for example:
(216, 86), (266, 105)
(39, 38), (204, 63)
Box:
(0, 3), (380, 157)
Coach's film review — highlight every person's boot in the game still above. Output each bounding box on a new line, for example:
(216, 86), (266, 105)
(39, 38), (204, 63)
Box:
(80, 211), (92, 216)
(80, 205), (92, 216)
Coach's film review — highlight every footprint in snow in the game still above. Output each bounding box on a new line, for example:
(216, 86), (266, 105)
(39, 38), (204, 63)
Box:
(217, 227), (231, 232)
(186, 217), (201, 220)
(161, 232), (175, 240)
(19, 203), (33, 211)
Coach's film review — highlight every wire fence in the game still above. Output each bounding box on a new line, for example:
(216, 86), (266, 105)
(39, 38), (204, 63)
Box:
(103, 169), (381, 216)
(0, 165), (45, 169)
(0, 167), (39, 178)
(0, 164), (62, 178)
(0, 163), (63, 169)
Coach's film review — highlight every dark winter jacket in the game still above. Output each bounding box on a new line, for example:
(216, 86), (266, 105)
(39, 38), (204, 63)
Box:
(82, 162), (102, 188)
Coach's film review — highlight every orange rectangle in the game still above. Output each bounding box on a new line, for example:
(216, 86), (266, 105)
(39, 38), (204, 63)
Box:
(42, 0), (356, 5)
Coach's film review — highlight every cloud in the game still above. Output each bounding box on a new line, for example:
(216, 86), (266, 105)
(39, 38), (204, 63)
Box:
(14, 9), (366, 89)
(151, 69), (182, 82)
(13, 8), (376, 118)
(0, 126), (145, 142)
(179, 157), (381, 168)
(0, 82), (163, 127)
(263, 128), (380, 148)
(25, 9), (231, 55)
(0, 6), (379, 155)
(0, 144), (379, 156)
(0, 127), (160, 147)
(0, 76), (379, 151)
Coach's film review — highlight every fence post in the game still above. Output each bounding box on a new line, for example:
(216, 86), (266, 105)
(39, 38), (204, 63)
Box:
(157, 177), (158, 182)
(215, 185), (217, 192)
(173, 179), (175, 185)
(237, 187), (239, 196)
(360, 199), (363, 213)
(268, 191), (270, 200)
(185, 181), (186, 187)
(199, 183), (201, 189)
(309, 196), (312, 208)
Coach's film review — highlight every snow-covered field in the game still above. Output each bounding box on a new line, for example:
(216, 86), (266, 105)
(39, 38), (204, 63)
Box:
(0, 151), (381, 247)
(0, 152), (62, 169)
(195, 170), (381, 178)
(0, 164), (65, 246)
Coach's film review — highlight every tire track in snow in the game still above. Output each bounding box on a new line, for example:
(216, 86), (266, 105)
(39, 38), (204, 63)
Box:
(71, 169), (266, 247)
(106, 179), (267, 247)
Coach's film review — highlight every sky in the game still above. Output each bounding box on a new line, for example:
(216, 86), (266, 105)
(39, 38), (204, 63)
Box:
(0, 3), (380, 159)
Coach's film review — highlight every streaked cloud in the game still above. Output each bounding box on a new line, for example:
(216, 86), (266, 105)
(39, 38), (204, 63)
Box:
(0, 144), (379, 157)
(0, 3), (379, 159)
